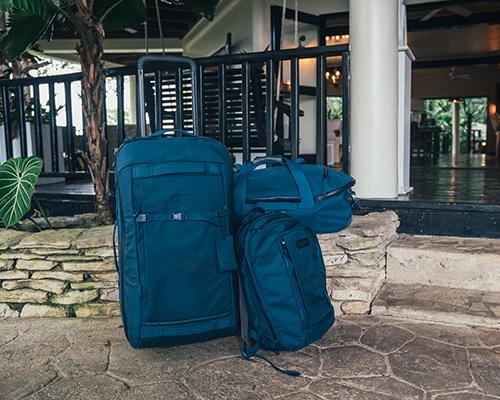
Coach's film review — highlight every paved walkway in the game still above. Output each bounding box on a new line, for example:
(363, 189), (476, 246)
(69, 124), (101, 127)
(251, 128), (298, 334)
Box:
(1, 316), (499, 400)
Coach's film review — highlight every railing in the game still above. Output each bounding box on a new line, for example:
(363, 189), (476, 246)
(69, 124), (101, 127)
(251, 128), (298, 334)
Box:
(0, 44), (350, 177)
(0, 65), (135, 177)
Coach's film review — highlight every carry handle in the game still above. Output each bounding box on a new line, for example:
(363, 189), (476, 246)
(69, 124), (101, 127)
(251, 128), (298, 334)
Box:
(149, 129), (196, 138)
(236, 156), (314, 210)
(249, 155), (305, 168)
(137, 55), (200, 137)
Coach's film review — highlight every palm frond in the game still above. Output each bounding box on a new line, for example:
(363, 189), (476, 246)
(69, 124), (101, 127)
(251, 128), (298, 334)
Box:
(0, 0), (53, 18)
(94, 0), (146, 31)
(0, 10), (57, 58)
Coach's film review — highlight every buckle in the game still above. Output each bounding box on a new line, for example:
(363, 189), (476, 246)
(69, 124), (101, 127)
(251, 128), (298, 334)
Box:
(135, 213), (149, 223)
(172, 212), (185, 221)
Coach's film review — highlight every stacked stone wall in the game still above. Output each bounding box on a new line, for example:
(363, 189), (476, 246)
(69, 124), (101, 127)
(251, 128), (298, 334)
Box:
(0, 226), (119, 318)
(0, 211), (399, 318)
(318, 211), (399, 315)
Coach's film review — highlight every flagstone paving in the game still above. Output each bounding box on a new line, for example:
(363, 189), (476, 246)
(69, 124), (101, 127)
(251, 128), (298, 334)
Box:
(0, 316), (499, 400)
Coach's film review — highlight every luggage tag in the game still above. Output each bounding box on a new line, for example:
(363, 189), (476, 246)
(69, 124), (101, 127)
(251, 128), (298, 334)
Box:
(216, 236), (238, 272)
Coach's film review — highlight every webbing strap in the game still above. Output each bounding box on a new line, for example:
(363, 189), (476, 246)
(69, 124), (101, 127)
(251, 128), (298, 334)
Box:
(242, 352), (301, 377)
(135, 210), (223, 226)
(238, 273), (249, 344)
(238, 279), (301, 378)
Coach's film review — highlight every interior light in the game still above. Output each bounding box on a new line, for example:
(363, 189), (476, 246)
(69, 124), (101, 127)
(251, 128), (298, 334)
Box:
(489, 103), (497, 115)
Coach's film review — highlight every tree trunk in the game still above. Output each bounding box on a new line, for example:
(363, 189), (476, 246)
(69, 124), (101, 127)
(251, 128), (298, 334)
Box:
(76, 10), (113, 225)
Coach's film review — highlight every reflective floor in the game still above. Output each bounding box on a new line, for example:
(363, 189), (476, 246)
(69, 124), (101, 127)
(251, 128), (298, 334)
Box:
(35, 154), (500, 205)
(410, 154), (500, 204)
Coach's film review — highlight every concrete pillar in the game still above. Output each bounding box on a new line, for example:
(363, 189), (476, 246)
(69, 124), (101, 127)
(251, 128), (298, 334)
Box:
(452, 100), (460, 157)
(349, 0), (399, 198)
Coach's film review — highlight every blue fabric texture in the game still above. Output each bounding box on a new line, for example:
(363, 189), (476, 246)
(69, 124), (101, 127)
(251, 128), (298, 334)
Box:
(115, 131), (239, 348)
(236, 209), (334, 356)
(234, 156), (356, 234)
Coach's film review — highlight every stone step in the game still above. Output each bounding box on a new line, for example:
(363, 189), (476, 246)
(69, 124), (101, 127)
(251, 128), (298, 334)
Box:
(386, 234), (500, 292)
(372, 283), (500, 328)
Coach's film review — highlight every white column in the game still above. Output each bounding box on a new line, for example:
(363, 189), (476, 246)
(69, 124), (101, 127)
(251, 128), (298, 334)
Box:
(349, 0), (399, 198)
(452, 100), (460, 157)
(397, 0), (414, 195)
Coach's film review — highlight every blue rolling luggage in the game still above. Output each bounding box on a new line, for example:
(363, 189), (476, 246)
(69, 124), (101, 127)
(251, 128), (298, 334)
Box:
(114, 130), (239, 348)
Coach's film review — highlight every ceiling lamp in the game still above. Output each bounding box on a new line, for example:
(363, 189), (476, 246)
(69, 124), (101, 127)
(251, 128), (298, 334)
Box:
(325, 34), (350, 45)
(325, 67), (341, 86)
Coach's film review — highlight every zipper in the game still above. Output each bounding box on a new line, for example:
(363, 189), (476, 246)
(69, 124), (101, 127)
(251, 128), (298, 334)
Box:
(114, 133), (226, 163)
(116, 185), (129, 337)
(281, 240), (308, 325)
(244, 233), (281, 350)
(314, 180), (356, 202)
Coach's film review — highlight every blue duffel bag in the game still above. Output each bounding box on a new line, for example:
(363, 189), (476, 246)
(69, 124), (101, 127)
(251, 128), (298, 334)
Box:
(234, 156), (356, 234)
(236, 209), (335, 376)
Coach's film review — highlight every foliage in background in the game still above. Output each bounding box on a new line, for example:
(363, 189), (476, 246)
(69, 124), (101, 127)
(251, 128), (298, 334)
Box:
(0, 156), (42, 228)
(327, 97), (342, 120)
(423, 97), (487, 153)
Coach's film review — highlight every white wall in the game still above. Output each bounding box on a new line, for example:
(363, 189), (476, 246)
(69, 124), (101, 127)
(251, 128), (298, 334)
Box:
(183, 0), (255, 57)
(183, 0), (349, 57)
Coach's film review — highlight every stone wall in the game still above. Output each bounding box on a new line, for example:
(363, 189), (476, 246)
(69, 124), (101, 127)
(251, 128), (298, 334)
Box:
(0, 211), (399, 318)
(0, 226), (119, 318)
(318, 211), (399, 315)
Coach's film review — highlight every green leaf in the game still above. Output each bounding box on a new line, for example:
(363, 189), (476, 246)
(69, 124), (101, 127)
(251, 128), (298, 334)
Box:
(182, 0), (220, 21)
(0, 0), (52, 18)
(94, 0), (146, 31)
(0, 10), (57, 58)
(0, 156), (43, 228)
(0, 0), (13, 12)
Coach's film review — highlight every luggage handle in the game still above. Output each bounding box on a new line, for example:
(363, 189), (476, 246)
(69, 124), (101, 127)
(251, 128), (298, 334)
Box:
(250, 155), (305, 166)
(236, 156), (314, 210)
(137, 55), (200, 137)
(149, 128), (196, 138)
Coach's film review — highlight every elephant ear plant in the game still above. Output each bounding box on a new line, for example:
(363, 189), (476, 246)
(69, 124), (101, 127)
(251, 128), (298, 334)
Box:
(0, 156), (46, 228)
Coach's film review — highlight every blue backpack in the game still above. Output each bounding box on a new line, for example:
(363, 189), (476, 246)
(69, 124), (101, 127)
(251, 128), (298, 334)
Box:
(114, 129), (239, 348)
(234, 156), (356, 234)
(236, 209), (335, 375)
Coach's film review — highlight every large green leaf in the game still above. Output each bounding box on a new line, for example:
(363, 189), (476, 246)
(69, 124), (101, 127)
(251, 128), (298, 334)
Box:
(0, 11), (56, 58)
(0, 156), (43, 228)
(94, 0), (146, 31)
(0, 0), (52, 18)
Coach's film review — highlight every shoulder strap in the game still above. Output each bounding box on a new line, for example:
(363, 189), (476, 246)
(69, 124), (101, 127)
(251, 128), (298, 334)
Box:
(238, 272), (249, 344)
(237, 241), (301, 378)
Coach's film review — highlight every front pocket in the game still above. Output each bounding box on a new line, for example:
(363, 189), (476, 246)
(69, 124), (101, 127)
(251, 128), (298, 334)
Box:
(139, 219), (233, 324)
(282, 230), (333, 327)
(133, 163), (234, 325)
